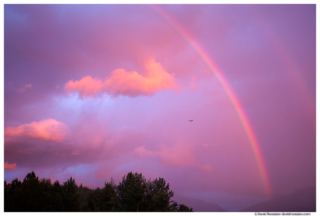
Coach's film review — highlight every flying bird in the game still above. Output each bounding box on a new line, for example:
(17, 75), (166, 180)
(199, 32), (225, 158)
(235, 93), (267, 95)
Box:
(189, 120), (193, 122)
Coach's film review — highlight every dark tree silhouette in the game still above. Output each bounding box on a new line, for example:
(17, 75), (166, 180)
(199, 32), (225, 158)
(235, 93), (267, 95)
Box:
(144, 177), (175, 211)
(61, 177), (80, 211)
(21, 171), (42, 211)
(177, 204), (193, 212)
(50, 180), (64, 211)
(117, 172), (147, 211)
(4, 171), (193, 212)
(77, 183), (93, 211)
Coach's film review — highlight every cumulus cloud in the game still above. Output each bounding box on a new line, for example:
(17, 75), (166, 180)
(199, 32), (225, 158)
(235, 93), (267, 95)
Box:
(65, 76), (103, 96)
(17, 84), (32, 92)
(65, 59), (178, 97)
(4, 118), (69, 141)
(4, 162), (17, 170)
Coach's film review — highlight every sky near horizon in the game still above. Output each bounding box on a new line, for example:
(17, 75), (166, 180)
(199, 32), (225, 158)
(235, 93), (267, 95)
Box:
(4, 4), (316, 211)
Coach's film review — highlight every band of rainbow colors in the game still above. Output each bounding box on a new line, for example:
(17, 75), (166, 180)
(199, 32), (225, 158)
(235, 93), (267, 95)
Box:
(150, 5), (272, 198)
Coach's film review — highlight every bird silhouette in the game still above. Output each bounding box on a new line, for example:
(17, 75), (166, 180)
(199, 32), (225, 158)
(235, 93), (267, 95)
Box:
(189, 120), (193, 122)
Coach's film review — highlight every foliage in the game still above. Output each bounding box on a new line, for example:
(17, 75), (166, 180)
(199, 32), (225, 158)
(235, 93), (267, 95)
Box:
(177, 204), (194, 212)
(4, 171), (193, 212)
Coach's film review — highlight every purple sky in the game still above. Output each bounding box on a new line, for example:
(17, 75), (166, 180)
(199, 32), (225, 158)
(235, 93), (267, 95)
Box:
(3, 4), (315, 211)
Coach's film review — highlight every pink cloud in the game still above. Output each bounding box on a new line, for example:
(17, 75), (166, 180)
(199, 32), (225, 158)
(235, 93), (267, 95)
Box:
(134, 144), (211, 170)
(17, 84), (32, 92)
(157, 144), (199, 168)
(201, 164), (213, 172)
(4, 162), (17, 170)
(65, 59), (178, 97)
(190, 81), (196, 89)
(65, 76), (103, 96)
(134, 146), (155, 157)
(4, 118), (68, 141)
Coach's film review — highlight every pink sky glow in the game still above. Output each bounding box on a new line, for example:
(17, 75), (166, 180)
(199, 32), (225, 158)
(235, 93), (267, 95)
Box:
(4, 4), (315, 211)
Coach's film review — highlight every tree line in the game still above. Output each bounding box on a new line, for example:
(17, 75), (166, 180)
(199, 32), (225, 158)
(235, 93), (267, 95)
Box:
(4, 171), (193, 212)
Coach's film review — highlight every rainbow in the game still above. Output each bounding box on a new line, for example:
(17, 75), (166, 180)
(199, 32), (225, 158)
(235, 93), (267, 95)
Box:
(150, 5), (272, 198)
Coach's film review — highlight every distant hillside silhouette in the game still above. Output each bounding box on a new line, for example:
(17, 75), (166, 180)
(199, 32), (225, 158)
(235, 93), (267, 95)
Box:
(242, 187), (315, 212)
(173, 195), (227, 212)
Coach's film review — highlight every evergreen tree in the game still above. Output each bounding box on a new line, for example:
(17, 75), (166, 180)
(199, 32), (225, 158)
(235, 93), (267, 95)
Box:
(61, 177), (80, 211)
(38, 178), (53, 211)
(7, 178), (23, 211)
(177, 204), (193, 212)
(50, 180), (64, 211)
(117, 172), (147, 211)
(21, 171), (42, 211)
(77, 183), (93, 211)
(144, 177), (175, 211)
